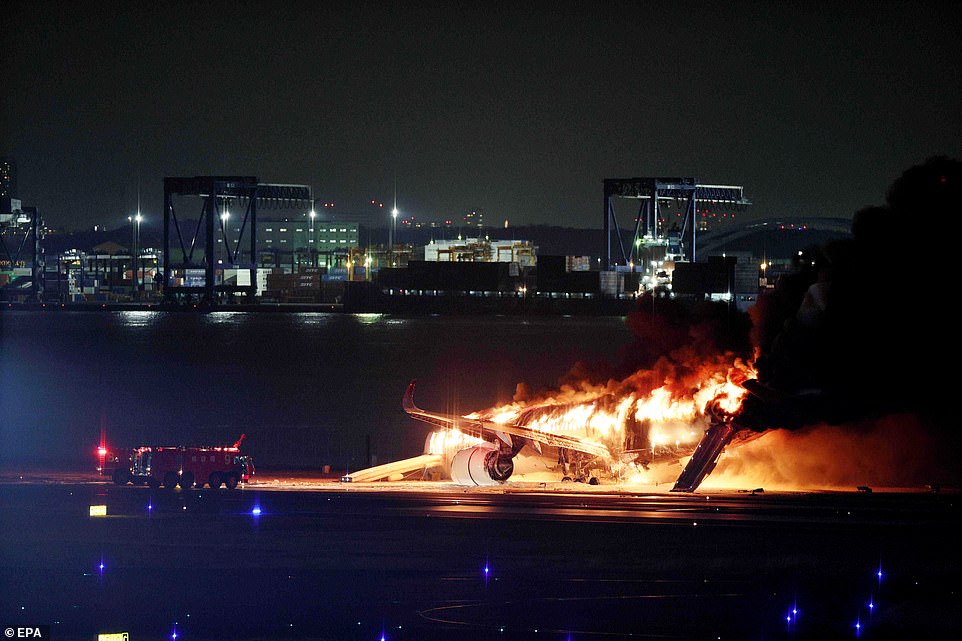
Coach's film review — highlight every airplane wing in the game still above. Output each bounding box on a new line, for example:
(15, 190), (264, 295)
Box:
(403, 380), (611, 459)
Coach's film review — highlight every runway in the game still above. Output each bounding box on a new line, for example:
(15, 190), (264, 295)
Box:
(0, 470), (959, 640)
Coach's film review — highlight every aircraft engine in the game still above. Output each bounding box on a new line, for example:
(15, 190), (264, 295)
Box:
(450, 443), (514, 486)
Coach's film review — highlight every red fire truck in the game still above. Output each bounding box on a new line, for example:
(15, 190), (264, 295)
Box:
(105, 435), (254, 489)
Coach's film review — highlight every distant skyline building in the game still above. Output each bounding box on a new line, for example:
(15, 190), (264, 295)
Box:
(0, 157), (16, 199)
(217, 218), (359, 254)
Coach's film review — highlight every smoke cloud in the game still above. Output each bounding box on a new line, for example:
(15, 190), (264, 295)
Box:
(745, 156), (959, 430)
(705, 414), (953, 490)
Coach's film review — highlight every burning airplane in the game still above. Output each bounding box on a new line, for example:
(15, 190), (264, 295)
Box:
(403, 354), (759, 491)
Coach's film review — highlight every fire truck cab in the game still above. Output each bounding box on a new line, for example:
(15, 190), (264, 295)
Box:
(108, 435), (254, 489)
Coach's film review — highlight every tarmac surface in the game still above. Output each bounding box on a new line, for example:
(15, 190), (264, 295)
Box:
(1, 469), (959, 641)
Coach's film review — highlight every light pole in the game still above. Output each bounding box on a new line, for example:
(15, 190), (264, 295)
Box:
(127, 213), (142, 294)
(309, 208), (317, 267)
(127, 216), (134, 292)
(390, 178), (399, 261)
(221, 209), (230, 266)
(390, 207), (398, 256)
(135, 213), (142, 292)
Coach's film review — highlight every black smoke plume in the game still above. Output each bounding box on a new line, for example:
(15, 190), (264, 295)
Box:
(733, 156), (962, 486)
(744, 156), (959, 430)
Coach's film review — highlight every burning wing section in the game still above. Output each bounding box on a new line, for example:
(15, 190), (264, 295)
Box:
(403, 381), (611, 458)
(403, 380), (611, 486)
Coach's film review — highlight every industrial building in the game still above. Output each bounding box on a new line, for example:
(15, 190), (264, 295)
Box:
(421, 237), (536, 266)
(239, 219), (359, 261)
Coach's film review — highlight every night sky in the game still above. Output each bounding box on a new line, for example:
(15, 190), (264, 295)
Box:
(2, 0), (959, 232)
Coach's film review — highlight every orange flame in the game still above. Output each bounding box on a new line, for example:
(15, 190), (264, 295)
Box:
(434, 357), (756, 479)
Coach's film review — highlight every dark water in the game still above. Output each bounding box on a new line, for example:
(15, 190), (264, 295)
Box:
(0, 310), (634, 469)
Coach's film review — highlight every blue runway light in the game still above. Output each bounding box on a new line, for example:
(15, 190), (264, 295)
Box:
(251, 506), (262, 516)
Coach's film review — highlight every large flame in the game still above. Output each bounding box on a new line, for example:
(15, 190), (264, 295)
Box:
(430, 356), (756, 482)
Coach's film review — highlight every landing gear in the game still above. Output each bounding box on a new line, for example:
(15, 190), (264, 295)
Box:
(558, 448), (596, 484)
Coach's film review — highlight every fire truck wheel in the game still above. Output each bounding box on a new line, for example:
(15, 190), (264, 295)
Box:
(208, 472), (222, 489)
(180, 471), (195, 489)
(111, 468), (130, 485)
(163, 472), (179, 488)
(225, 473), (239, 490)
